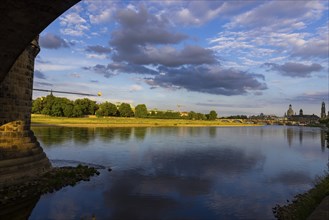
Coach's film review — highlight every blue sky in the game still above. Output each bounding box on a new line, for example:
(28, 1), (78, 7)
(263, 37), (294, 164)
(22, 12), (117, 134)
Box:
(33, 0), (329, 116)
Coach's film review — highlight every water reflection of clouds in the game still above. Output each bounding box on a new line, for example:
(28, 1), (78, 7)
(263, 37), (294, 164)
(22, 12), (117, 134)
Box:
(103, 172), (180, 219)
(29, 126), (328, 219)
(98, 146), (266, 219)
(206, 193), (270, 220)
(147, 147), (265, 177)
(269, 170), (312, 186)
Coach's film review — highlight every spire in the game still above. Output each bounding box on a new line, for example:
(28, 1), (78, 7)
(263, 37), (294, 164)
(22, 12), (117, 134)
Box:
(321, 101), (326, 118)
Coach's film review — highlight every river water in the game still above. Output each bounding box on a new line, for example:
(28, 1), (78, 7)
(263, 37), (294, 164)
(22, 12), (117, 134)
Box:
(28, 126), (328, 220)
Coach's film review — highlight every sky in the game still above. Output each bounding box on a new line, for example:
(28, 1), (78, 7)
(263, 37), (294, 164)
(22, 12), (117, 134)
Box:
(33, 0), (329, 117)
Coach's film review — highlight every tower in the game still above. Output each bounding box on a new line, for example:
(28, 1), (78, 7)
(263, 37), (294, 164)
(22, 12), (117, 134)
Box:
(287, 104), (294, 117)
(321, 102), (326, 118)
(299, 109), (303, 116)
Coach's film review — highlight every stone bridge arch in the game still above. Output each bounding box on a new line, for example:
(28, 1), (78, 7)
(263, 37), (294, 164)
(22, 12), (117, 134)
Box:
(0, 0), (81, 185)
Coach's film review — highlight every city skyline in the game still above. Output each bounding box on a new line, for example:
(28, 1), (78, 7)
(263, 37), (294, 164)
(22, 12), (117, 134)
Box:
(33, 0), (329, 116)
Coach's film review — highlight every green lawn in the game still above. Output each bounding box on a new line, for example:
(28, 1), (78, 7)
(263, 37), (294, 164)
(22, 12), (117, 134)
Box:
(31, 114), (258, 127)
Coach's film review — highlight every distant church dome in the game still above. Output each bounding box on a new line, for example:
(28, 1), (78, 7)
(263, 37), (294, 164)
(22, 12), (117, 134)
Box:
(287, 104), (294, 117)
(299, 109), (303, 116)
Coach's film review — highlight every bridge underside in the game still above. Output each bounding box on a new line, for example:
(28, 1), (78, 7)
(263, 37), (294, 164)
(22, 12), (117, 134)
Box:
(0, 0), (80, 185)
(0, 0), (80, 82)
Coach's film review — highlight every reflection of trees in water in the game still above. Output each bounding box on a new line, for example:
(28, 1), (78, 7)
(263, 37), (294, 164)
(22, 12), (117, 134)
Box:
(208, 127), (216, 138)
(33, 127), (98, 147)
(32, 127), (74, 147)
(33, 127), (145, 146)
(73, 128), (96, 145)
(96, 127), (133, 142)
(119, 128), (132, 141)
(149, 127), (177, 137)
(96, 128), (116, 142)
(133, 127), (147, 141)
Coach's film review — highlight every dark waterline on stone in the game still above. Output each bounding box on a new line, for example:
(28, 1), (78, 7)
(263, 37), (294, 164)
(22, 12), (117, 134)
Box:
(26, 126), (328, 219)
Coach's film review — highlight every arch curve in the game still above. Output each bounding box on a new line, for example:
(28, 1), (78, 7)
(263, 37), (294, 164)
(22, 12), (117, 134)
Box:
(0, 0), (81, 82)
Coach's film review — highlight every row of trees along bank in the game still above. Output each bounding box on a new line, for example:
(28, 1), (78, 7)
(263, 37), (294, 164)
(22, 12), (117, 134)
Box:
(32, 95), (218, 120)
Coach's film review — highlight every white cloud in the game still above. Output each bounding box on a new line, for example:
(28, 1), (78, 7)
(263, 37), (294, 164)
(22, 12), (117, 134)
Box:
(86, 53), (108, 60)
(129, 84), (143, 92)
(160, 1), (253, 26)
(70, 73), (81, 78)
(85, 0), (117, 24)
(60, 12), (86, 26)
(176, 8), (200, 25)
(225, 0), (327, 31)
(60, 24), (89, 37)
(59, 12), (89, 36)
(37, 63), (77, 72)
(209, 20), (328, 66)
(89, 8), (114, 24)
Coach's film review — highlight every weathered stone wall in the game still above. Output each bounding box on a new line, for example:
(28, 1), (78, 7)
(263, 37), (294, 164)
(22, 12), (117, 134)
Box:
(0, 38), (50, 185)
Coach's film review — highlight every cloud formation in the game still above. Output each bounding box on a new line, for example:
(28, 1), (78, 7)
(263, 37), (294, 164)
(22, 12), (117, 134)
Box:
(83, 64), (115, 78)
(291, 28), (329, 58)
(264, 62), (323, 78)
(226, 1), (325, 30)
(146, 66), (267, 96)
(39, 33), (68, 49)
(83, 62), (158, 78)
(34, 0), (328, 115)
(291, 91), (328, 104)
(86, 45), (112, 54)
(59, 12), (89, 36)
(34, 81), (53, 87)
(34, 70), (47, 79)
(110, 5), (217, 66)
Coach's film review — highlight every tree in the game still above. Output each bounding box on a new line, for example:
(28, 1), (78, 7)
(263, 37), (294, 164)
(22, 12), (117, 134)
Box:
(196, 113), (206, 120)
(163, 111), (181, 119)
(189, 111), (205, 120)
(72, 104), (83, 117)
(95, 108), (105, 117)
(74, 98), (98, 115)
(135, 104), (148, 118)
(32, 97), (44, 114)
(63, 103), (74, 117)
(96, 102), (117, 117)
(188, 111), (197, 120)
(51, 98), (64, 116)
(118, 103), (134, 117)
(208, 110), (218, 120)
(105, 102), (117, 116)
(41, 94), (55, 115)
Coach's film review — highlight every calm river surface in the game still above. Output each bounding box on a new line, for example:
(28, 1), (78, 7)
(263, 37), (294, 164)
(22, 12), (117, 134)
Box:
(29, 126), (328, 220)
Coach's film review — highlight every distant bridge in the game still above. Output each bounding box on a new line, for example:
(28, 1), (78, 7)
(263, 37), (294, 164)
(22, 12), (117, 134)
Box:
(218, 119), (246, 123)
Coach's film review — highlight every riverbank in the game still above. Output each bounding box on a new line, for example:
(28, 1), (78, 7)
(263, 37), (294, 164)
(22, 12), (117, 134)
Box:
(31, 114), (260, 127)
(273, 173), (329, 219)
(0, 165), (100, 219)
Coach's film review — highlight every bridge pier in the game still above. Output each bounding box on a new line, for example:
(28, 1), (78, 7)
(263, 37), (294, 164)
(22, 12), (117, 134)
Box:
(0, 37), (50, 185)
